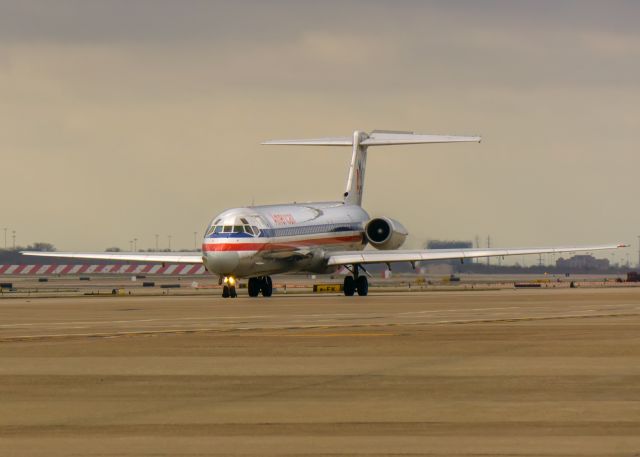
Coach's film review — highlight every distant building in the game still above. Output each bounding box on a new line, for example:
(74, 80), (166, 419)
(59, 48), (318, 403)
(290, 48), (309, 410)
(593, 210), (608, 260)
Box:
(556, 255), (609, 271)
(426, 240), (473, 250)
(420, 240), (474, 272)
(420, 263), (454, 276)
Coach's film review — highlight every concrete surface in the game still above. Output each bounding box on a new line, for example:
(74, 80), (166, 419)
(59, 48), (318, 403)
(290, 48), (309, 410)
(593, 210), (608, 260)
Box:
(1, 288), (639, 456)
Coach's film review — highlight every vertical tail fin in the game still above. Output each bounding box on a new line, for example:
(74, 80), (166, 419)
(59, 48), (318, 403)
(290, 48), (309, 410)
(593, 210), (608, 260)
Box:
(343, 130), (368, 206)
(262, 130), (481, 207)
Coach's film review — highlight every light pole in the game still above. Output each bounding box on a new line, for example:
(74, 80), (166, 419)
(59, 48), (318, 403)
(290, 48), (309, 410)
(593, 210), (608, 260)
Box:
(133, 238), (138, 252)
(168, 235), (172, 251)
(12, 230), (16, 249)
(3, 227), (6, 249)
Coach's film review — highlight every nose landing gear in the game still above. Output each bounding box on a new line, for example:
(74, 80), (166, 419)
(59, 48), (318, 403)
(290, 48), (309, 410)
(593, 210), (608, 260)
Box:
(222, 276), (238, 298)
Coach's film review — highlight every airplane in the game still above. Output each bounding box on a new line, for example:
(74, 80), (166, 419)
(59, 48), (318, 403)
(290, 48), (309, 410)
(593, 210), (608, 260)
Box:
(24, 129), (626, 298)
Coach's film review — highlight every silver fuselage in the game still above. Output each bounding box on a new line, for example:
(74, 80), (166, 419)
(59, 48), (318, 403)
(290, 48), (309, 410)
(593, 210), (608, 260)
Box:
(202, 202), (369, 278)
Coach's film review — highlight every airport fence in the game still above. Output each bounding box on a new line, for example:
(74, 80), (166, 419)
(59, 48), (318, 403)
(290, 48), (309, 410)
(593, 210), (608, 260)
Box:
(0, 264), (206, 275)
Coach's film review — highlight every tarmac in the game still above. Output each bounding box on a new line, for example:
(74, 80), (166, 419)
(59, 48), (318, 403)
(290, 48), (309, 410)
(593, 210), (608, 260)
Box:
(1, 287), (640, 456)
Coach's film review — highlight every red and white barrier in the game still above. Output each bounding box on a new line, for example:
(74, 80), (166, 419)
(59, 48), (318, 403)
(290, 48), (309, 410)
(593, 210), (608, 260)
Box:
(0, 264), (207, 275)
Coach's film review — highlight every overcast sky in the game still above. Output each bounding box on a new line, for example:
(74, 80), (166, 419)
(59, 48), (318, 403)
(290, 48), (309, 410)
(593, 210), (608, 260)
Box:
(2, 1), (639, 263)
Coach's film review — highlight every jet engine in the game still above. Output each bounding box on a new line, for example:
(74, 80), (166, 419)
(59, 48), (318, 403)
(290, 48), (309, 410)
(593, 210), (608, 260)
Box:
(364, 217), (408, 250)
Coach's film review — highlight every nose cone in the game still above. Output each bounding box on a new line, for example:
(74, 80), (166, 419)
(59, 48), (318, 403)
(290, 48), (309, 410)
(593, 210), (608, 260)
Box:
(205, 252), (240, 275)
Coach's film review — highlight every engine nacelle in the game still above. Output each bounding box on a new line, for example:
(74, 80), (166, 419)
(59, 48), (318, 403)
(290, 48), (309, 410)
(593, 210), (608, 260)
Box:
(364, 217), (408, 250)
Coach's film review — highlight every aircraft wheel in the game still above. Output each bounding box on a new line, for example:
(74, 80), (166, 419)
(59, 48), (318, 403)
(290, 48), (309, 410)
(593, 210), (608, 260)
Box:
(261, 276), (273, 297)
(248, 278), (260, 297)
(222, 285), (230, 298)
(230, 286), (237, 298)
(356, 276), (368, 296)
(343, 276), (355, 296)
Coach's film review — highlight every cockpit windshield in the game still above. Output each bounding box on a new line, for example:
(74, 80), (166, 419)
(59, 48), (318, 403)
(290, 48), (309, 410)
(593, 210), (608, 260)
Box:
(206, 223), (260, 237)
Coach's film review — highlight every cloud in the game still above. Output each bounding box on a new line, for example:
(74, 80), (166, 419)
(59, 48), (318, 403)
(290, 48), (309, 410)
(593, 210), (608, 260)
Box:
(1, 1), (640, 251)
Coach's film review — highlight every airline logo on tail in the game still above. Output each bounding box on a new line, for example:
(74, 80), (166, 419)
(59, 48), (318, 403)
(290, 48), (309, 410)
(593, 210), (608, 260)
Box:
(355, 158), (363, 194)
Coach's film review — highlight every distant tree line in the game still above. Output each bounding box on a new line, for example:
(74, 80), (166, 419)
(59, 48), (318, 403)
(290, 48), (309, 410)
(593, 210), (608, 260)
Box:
(0, 242), (201, 264)
(0, 243), (56, 264)
(450, 261), (631, 276)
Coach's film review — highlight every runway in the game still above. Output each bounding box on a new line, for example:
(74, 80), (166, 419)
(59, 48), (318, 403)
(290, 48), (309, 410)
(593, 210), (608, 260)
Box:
(1, 288), (640, 455)
(2, 288), (640, 340)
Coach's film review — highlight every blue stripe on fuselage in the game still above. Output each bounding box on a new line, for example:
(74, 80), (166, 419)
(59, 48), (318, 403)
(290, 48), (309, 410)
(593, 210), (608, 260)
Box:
(206, 222), (363, 239)
(259, 222), (362, 238)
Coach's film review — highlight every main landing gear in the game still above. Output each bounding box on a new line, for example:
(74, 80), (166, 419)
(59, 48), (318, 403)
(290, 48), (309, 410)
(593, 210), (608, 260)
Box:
(343, 265), (368, 296)
(247, 276), (273, 298)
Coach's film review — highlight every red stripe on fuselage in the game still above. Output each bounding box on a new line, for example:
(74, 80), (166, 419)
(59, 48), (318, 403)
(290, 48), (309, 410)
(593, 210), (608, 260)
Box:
(202, 235), (362, 252)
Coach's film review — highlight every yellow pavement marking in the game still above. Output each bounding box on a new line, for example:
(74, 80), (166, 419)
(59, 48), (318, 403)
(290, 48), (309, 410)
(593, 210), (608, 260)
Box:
(236, 332), (397, 337)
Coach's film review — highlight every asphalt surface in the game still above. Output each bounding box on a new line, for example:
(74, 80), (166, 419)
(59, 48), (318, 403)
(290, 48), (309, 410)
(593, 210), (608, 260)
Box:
(1, 288), (640, 456)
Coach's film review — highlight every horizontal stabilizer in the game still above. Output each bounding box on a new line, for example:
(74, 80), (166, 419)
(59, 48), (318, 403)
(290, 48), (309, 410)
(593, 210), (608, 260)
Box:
(262, 137), (352, 146)
(262, 131), (481, 147)
(362, 132), (480, 146)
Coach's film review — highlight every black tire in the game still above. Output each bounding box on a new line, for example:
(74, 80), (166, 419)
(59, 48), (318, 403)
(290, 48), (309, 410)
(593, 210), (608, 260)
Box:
(261, 276), (273, 297)
(230, 286), (237, 298)
(343, 276), (355, 296)
(222, 285), (230, 298)
(356, 276), (368, 296)
(248, 278), (260, 297)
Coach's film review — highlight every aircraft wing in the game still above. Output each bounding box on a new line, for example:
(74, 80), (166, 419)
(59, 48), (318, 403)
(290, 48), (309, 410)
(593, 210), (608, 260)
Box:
(326, 244), (626, 267)
(21, 251), (202, 264)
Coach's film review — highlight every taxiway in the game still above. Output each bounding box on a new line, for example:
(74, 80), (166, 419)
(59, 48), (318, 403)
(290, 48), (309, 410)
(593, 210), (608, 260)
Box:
(1, 288), (639, 456)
